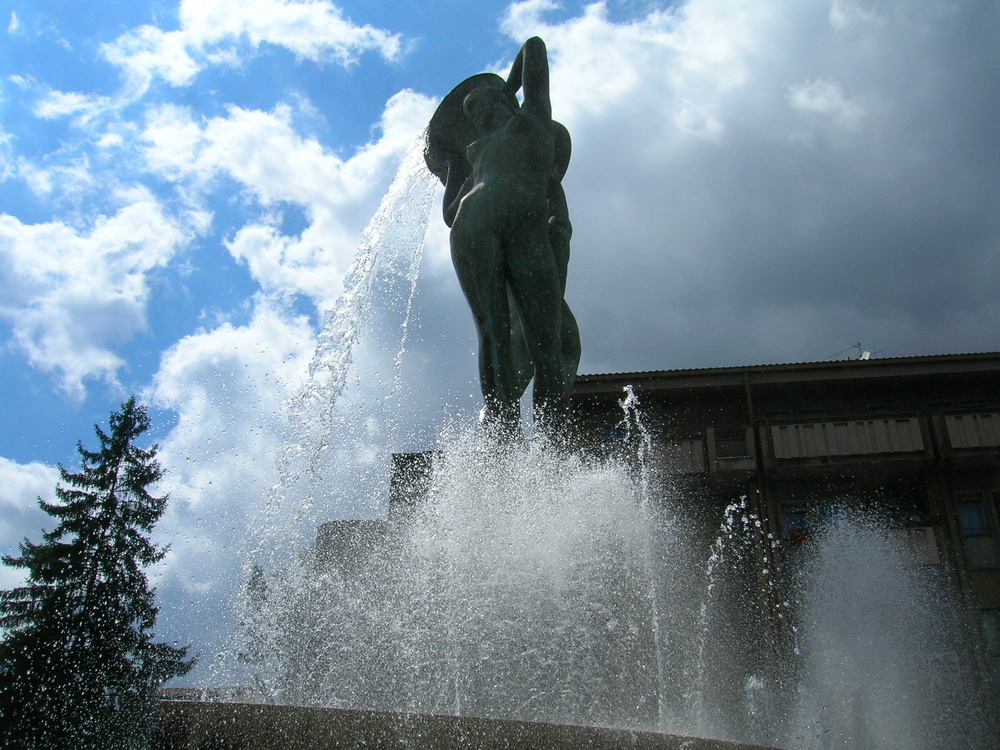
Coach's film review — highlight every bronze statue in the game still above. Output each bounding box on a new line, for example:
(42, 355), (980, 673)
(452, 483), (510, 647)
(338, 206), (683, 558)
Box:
(425, 37), (580, 434)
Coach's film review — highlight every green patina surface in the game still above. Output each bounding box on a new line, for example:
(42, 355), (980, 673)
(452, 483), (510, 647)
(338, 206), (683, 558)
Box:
(425, 37), (580, 435)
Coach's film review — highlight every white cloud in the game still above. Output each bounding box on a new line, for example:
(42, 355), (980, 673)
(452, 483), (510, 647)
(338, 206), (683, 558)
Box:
(788, 78), (865, 129)
(0, 189), (189, 399)
(502, 0), (563, 37)
(829, 0), (883, 30)
(6, 74), (118, 137)
(15, 155), (95, 199)
(103, 0), (402, 96)
(0, 458), (59, 590)
(9, 77), (132, 169)
(142, 89), (436, 308)
(499, 0), (784, 149)
(145, 296), (314, 655)
(104, 24), (201, 91)
(150, 296), (312, 519)
(97, 132), (125, 148)
(32, 90), (111, 122)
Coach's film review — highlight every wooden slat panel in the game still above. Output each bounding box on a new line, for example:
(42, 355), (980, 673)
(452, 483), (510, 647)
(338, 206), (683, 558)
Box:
(770, 418), (924, 459)
(945, 413), (1000, 448)
(655, 439), (706, 473)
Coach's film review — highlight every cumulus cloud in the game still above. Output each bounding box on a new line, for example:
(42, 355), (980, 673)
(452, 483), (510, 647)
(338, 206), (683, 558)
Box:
(150, 298), (311, 469)
(144, 297), (312, 620)
(0, 458), (60, 589)
(103, 0), (402, 96)
(492, 0), (1000, 372)
(0, 189), (189, 399)
(141, 89), (436, 307)
(788, 78), (865, 129)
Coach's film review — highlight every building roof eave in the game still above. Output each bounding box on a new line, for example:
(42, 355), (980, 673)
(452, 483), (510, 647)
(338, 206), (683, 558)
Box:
(572, 351), (1000, 397)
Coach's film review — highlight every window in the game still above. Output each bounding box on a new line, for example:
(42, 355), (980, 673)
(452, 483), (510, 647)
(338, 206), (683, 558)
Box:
(600, 426), (627, 443)
(782, 509), (809, 545)
(780, 505), (840, 546)
(956, 492), (1000, 569)
(715, 427), (749, 458)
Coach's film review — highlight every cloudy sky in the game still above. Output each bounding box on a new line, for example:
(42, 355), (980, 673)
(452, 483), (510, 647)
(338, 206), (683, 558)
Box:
(2, 0), (998, 680)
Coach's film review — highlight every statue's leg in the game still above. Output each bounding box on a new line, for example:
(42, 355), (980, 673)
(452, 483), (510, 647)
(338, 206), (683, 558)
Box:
(507, 212), (577, 403)
(506, 221), (566, 430)
(547, 187), (572, 294)
(560, 300), (581, 392)
(547, 206), (580, 392)
(485, 271), (519, 428)
(507, 290), (534, 399)
(450, 220), (517, 427)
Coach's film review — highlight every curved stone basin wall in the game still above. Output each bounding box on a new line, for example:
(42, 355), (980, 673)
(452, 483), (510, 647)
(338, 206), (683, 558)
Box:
(154, 701), (780, 750)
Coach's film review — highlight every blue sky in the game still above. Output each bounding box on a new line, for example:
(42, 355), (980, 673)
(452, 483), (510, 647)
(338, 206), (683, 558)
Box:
(2, 0), (999, 681)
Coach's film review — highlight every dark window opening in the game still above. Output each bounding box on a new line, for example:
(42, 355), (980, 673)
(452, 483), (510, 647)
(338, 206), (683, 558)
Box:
(957, 492), (1000, 569)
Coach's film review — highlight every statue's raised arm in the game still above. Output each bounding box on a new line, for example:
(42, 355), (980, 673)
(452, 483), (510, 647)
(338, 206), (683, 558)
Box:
(503, 37), (552, 124)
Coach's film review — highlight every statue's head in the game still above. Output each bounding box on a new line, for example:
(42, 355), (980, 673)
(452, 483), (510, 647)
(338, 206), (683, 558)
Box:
(463, 88), (518, 132)
(425, 73), (516, 186)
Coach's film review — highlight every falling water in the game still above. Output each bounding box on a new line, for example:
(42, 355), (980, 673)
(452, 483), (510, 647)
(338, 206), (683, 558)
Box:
(284, 134), (437, 483)
(233, 134), (438, 574)
(619, 385), (670, 728)
(239, 426), (666, 729)
(780, 512), (992, 749)
(682, 497), (780, 741)
(235, 438), (996, 747)
(217, 139), (995, 749)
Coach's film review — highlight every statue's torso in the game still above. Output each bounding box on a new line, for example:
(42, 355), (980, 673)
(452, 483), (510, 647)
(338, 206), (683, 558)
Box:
(460, 112), (554, 222)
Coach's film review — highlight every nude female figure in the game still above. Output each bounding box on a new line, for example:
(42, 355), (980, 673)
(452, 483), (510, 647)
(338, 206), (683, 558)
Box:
(426, 37), (577, 433)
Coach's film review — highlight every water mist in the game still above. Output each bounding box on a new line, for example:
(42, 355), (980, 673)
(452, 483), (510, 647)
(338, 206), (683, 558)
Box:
(217, 144), (994, 750)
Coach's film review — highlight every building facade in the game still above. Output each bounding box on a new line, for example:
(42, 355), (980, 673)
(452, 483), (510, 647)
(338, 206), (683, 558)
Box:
(569, 351), (1000, 695)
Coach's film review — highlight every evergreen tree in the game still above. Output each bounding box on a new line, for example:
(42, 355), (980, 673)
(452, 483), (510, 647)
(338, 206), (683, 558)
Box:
(0, 397), (194, 749)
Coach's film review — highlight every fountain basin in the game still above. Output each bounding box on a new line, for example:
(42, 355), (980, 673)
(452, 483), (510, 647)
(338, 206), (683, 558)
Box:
(153, 701), (780, 749)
